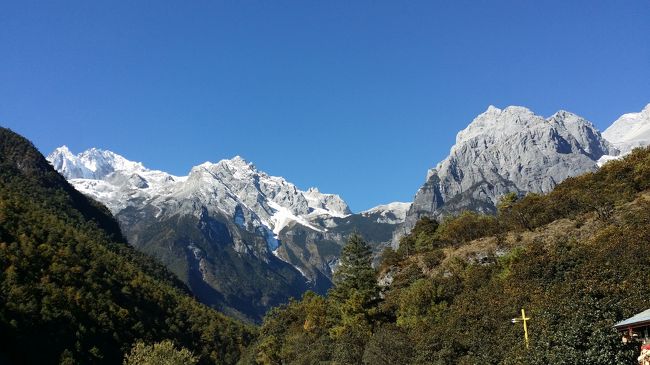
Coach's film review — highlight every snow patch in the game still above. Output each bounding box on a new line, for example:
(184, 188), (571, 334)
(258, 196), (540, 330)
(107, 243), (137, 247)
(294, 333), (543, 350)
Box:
(268, 200), (324, 235)
(598, 103), (650, 164)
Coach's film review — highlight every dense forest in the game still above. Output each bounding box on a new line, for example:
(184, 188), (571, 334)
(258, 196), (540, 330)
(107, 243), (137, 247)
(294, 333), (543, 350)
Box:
(244, 147), (650, 364)
(0, 128), (254, 365)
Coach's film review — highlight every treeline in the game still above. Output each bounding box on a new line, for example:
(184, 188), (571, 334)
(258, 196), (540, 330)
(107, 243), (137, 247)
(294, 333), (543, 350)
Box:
(0, 128), (255, 364)
(243, 147), (650, 364)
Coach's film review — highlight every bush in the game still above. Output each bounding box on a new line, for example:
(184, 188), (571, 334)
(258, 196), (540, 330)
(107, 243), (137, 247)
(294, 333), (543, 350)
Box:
(421, 249), (445, 270)
(435, 211), (500, 244)
(123, 340), (197, 365)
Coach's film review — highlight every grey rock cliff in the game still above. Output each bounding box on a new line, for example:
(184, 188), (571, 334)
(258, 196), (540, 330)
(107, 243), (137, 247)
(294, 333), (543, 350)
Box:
(402, 105), (614, 233)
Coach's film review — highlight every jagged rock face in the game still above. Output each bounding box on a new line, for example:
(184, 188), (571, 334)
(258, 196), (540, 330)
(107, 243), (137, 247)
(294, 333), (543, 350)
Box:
(47, 147), (402, 321)
(304, 187), (352, 216)
(115, 202), (311, 322)
(403, 106), (614, 231)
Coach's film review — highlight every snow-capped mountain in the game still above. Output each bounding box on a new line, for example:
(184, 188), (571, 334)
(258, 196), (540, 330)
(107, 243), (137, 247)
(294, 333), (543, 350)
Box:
(48, 148), (351, 238)
(49, 145), (151, 180)
(361, 202), (411, 224)
(49, 146), (182, 211)
(603, 103), (650, 153)
(598, 103), (650, 165)
(47, 147), (397, 321)
(402, 105), (615, 232)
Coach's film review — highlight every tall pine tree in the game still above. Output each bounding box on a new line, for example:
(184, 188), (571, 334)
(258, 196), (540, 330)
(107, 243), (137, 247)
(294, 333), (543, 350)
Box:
(329, 233), (378, 304)
(328, 234), (379, 364)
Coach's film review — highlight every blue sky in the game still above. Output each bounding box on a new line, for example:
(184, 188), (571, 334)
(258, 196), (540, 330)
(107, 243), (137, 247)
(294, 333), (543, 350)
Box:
(1, 1), (649, 211)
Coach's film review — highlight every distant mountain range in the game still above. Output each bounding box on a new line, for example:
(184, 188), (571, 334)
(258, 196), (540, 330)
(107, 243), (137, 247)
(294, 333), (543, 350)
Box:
(47, 147), (407, 321)
(47, 103), (650, 321)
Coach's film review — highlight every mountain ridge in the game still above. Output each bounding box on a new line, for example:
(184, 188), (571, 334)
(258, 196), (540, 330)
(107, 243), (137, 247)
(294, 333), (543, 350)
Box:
(48, 147), (407, 321)
(46, 102), (650, 321)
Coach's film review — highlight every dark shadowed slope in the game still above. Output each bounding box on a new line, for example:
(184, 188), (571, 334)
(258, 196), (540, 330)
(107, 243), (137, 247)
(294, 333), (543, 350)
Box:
(0, 127), (254, 365)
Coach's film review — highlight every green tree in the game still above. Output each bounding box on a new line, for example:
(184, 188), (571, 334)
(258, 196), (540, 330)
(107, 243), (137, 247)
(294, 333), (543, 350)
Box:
(500, 193), (547, 231)
(327, 234), (379, 362)
(434, 211), (499, 244)
(378, 247), (401, 271)
(329, 234), (378, 305)
(123, 340), (198, 365)
(397, 217), (440, 256)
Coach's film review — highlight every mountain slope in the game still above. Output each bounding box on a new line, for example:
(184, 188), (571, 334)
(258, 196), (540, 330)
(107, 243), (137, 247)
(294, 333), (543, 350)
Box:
(402, 105), (615, 233)
(0, 128), (253, 364)
(245, 146), (650, 364)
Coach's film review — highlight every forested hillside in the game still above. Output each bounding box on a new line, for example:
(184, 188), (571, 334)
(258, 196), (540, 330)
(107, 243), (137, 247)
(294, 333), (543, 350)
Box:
(244, 147), (650, 364)
(0, 128), (254, 364)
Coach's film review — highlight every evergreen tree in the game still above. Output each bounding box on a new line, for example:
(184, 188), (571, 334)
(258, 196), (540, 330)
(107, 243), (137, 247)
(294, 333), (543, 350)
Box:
(327, 234), (379, 363)
(329, 233), (378, 305)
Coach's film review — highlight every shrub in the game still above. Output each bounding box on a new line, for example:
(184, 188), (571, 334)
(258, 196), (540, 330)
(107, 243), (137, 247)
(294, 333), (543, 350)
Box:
(123, 340), (197, 365)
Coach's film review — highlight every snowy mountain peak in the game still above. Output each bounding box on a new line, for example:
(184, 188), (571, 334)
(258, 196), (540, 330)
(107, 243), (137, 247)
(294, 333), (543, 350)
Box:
(49, 147), (352, 243)
(362, 202), (411, 224)
(503, 105), (534, 115)
(47, 146), (146, 180)
(304, 187), (351, 217)
(221, 155), (254, 170)
(601, 103), (650, 156)
(190, 156), (260, 183)
(551, 110), (579, 120)
(479, 105), (534, 117)
(484, 105), (501, 114)
(53, 145), (74, 158)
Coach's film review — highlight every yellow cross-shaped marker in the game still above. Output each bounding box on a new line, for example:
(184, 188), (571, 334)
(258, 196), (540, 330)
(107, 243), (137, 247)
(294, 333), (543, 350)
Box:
(511, 308), (531, 349)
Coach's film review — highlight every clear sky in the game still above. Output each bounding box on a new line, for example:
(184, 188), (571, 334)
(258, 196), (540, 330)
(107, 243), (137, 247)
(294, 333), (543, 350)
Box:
(2, 1), (649, 212)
